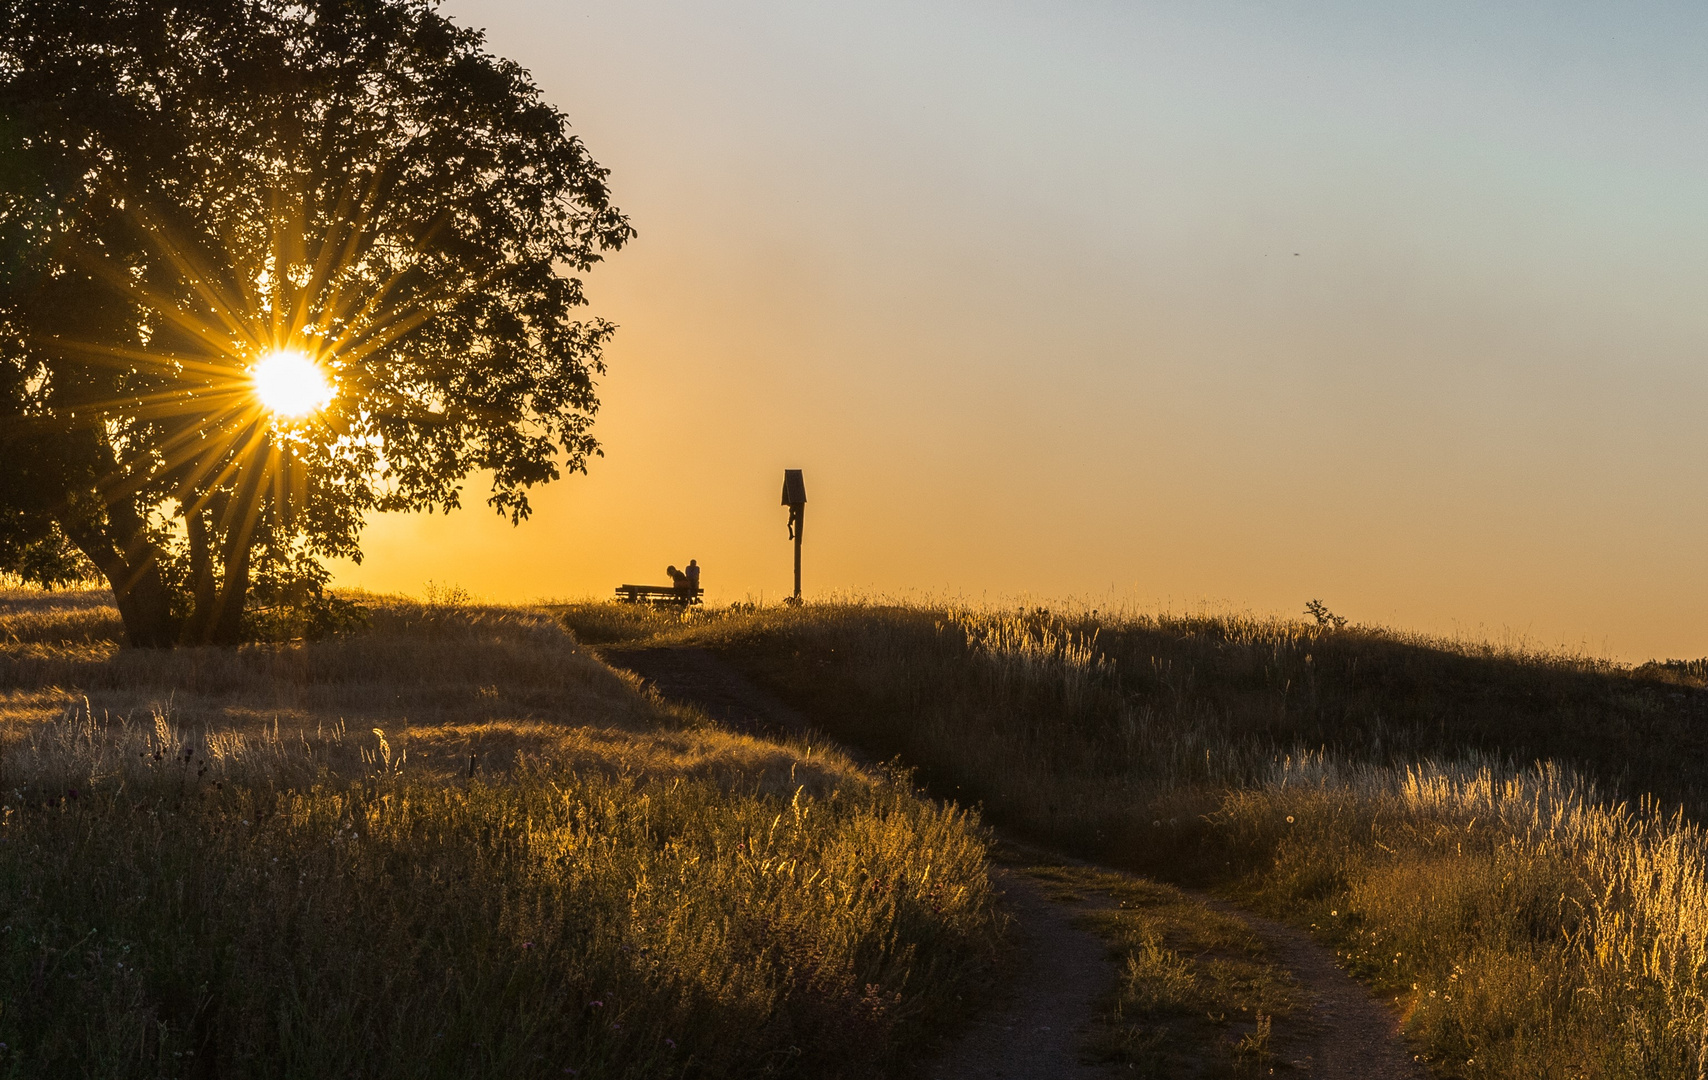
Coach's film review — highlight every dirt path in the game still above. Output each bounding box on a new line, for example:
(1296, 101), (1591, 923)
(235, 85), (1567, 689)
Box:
(596, 645), (1427, 1080)
(927, 867), (1121, 1079)
(1201, 898), (1427, 1079)
(601, 645), (830, 746)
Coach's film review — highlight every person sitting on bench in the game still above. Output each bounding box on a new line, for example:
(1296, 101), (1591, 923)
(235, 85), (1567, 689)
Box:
(685, 559), (700, 594)
(666, 565), (689, 593)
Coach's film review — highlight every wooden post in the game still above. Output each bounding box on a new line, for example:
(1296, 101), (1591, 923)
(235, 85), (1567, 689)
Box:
(781, 469), (807, 605)
(792, 504), (804, 601)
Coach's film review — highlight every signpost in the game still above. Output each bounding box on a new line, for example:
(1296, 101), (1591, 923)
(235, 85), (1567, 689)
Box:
(781, 469), (806, 605)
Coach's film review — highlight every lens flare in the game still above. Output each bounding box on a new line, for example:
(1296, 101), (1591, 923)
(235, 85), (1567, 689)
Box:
(251, 349), (333, 418)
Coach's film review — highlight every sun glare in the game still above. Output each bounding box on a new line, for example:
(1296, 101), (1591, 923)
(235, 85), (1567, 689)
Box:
(251, 349), (334, 418)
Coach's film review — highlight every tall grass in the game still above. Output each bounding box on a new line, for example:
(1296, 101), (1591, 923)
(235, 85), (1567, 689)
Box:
(569, 599), (1708, 1079)
(0, 591), (1000, 1078)
(1223, 756), (1708, 1077)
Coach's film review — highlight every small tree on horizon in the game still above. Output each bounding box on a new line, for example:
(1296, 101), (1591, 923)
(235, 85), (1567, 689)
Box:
(0, 0), (632, 645)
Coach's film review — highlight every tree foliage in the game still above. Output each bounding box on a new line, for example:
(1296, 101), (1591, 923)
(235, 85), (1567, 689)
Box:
(0, 0), (632, 644)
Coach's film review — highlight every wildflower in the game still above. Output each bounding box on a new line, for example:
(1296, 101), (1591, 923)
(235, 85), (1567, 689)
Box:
(589, 1000), (603, 1008)
(665, 1039), (677, 1049)
(521, 941), (535, 950)
(1285, 815), (1294, 824)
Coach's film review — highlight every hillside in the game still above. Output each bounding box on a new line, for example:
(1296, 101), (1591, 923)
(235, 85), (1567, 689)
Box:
(0, 590), (997, 1079)
(561, 600), (1708, 1079)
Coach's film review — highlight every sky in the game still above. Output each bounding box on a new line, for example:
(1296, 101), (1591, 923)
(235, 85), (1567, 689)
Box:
(329, 0), (1708, 661)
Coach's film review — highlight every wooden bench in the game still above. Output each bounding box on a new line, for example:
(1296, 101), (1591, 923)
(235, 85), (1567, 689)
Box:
(613, 584), (704, 606)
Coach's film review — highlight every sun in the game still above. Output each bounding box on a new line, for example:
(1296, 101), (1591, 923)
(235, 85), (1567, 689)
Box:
(250, 349), (334, 418)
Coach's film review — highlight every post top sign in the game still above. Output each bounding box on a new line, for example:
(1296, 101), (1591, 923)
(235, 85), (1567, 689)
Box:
(781, 469), (806, 508)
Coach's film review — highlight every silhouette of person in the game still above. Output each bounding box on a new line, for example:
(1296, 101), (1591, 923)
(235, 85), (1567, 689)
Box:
(685, 559), (700, 593)
(666, 564), (688, 592)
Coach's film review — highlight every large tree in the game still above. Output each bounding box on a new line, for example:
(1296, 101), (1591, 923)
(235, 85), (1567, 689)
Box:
(0, 0), (632, 645)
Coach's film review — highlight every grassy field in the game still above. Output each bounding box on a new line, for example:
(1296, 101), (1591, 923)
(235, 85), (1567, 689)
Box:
(0, 590), (1000, 1079)
(560, 599), (1708, 1080)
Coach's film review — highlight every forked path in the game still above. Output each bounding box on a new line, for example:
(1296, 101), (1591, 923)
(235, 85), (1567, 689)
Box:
(597, 645), (1426, 1080)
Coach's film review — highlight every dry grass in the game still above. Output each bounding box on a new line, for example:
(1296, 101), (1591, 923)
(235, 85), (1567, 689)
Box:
(0, 589), (1000, 1078)
(1221, 756), (1708, 1078)
(559, 598), (1708, 1080)
(0, 589), (871, 793)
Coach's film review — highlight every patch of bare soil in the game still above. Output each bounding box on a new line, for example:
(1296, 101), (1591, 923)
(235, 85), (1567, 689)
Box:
(596, 645), (1427, 1080)
(927, 867), (1123, 1079)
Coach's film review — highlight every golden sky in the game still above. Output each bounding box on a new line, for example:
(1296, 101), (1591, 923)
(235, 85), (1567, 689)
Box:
(331, 1), (1708, 661)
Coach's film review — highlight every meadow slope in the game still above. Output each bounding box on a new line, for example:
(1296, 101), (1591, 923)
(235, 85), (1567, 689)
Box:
(0, 590), (998, 1079)
(561, 600), (1708, 1080)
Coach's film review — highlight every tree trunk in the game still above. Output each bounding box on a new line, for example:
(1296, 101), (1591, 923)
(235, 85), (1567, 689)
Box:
(182, 510), (218, 644)
(210, 528), (251, 646)
(59, 514), (176, 648)
(108, 565), (177, 649)
(207, 450), (266, 647)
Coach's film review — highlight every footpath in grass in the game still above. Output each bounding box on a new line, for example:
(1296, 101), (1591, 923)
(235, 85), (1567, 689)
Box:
(0, 589), (999, 1079)
(559, 599), (1708, 1080)
(917, 851), (1308, 1080)
(582, 618), (1327, 1078)
(1013, 856), (1299, 1078)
